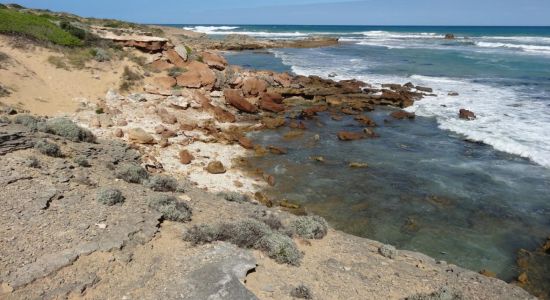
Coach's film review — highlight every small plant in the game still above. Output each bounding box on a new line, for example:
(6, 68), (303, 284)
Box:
(12, 114), (45, 131)
(25, 156), (40, 168)
(148, 195), (192, 222)
(95, 107), (104, 114)
(47, 56), (69, 69)
(59, 20), (87, 40)
(185, 224), (220, 245)
(218, 191), (250, 203)
(115, 163), (149, 184)
(255, 233), (303, 266)
(0, 84), (9, 97)
(74, 156), (91, 167)
(184, 45), (192, 55)
(35, 139), (62, 157)
(44, 118), (95, 142)
(92, 48), (110, 62)
(145, 174), (178, 192)
(128, 54), (147, 66)
(251, 212), (283, 231)
(97, 188), (125, 206)
(167, 67), (186, 77)
(290, 215), (328, 240)
(119, 66), (142, 91)
(290, 284), (313, 299)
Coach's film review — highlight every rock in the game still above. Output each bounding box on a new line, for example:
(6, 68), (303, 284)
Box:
(328, 72), (337, 78)
(128, 128), (156, 144)
(242, 77), (268, 97)
(174, 45), (189, 62)
(259, 98), (285, 113)
(379, 244), (398, 259)
(459, 109), (476, 120)
(166, 95), (190, 110)
(153, 77), (176, 90)
(311, 156), (325, 162)
(176, 61), (216, 90)
(518, 272), (528, 284)
(206, 161), (226, 174)
(280, 200), (300, 209)
(349, 162), (368, 168)
(260, 92), (284, 104)
(114, 128), (124, 138)
(238, 137), (254, 149)
(354, 115), (377, 127)
(342, 108), (360, 115)
(179, 150), (194, 164)
(212, 106), (236, 123)
(148, 60), (174, 72)
(157, 108), (178, 124)
(479, 269), (497, 278)
(382, 83), (402, 90)
(224, 89), (257, 113)
(363, 128), (379, 138)
(448, 91), (459, 96)
(301, 105), (328, 118)
(268, 146), (287, 155)
(445, 33), (456, 40)
(416, 86), (433, 93)
(200, 51), (228, 70)
(289, 121), (306, 130)
(390, 110), (415, 120)
(164, 49), (186, 68)
(254, 192), (273, 207)
(261, 117), (285, 129)
(404, 82), (415, 89)
(337, 131), (365, 141)
(273, 73), (292, 87)
(265, 175), (276, 186)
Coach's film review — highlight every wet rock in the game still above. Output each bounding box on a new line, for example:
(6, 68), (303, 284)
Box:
(128, 128), (156, 144)
(459, 109), (476, 120)
(179, 150), (194, 164)
(238, 137), (254, 149)
(261, 117), (286, 129)
(390, 110), (416, 120)
(379, 244), (398, 259)
(260, 92), (284, 104)
(363, 128), (380, 138)
(337, 131), (365, 141)
(242, 77), (268, 97)
(200, 51), (227, 70)
(254, 192), (273, 207)
(445, 33), (456, 40)
(224, 89), (257, 113)
(342, 108), (360, 115)
(289, 121), (306, 130)
(349, 162), (368, 168)
(301, 105), (328, 118)
(280, 200), (300, 210)
(268, 146), (287, 155)
(328, 72), (337, 78)
(448, 91), (459, 96)
(416, 86), (433, 93)
(354, 115), (377, 127)
(479, 270), (497, 278)
(259, 98), (285, 113)
(206, 161), (226, 174)
(176, 61), (216, 90)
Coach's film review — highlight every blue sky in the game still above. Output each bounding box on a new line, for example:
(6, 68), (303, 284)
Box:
(4, 0), (550, 25)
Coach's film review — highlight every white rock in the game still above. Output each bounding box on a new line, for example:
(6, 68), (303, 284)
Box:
(174, 45), (189, 62)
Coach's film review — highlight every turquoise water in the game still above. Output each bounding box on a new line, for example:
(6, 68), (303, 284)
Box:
(178, 25), (550, 283)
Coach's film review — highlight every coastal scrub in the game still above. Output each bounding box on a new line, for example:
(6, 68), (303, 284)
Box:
(148, 195), (192, 222)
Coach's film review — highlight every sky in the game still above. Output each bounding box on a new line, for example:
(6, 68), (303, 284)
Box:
(4, 0), (550, 26)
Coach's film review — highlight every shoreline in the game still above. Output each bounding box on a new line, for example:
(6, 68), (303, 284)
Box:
(0, 7), (545, 299)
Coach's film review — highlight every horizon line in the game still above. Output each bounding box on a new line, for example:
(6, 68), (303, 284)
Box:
(154, 23), (550, 27)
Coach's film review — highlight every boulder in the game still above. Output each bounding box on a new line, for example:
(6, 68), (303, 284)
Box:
(148, 60), (174, 72)
(268, 146), (287, 155)
(174, 45), (189, 62)
(238, 137), (254, 149)
(113, 128), (124, 138)
(153, 77), (176, 90)
(459, 109), (476, 120)
(164, 49), (186, 68)
(206, 161), (226, 174)
(337, 131), (365, 141)
(261, 117), (286, 129)
(301, 105), (328, 118)
(415, 86), (433, 93)
(444, 33), (455, 40)
(273, 73), (292, 87)
(176, 61), (216, 90)
(349, 162), (369, 168)
(179, 150), (194, 164)
(259, 98), (285, 113)
(448, 91), (459, 96)
(200, 51), (228, 70)
(212, 106), (236, 123)
(355, 115), (377, 127)
(128, 128), (156, 144)
(224, 89), (257, 113)
(242, 77), (268, 97)
(260, 92), (284, 104)
(390, 110), (415, 120)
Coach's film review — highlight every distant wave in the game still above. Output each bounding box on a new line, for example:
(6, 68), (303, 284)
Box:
(476, 41), (550, 54)
(183, 26), (240, 33)
(361, 30), (443, 39)
(183, 25), (309, 37)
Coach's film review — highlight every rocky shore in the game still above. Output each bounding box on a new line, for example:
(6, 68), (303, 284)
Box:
(0, 6), (544, 299)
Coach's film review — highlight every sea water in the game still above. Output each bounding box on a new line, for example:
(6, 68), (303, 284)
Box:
(180, 25), (550, 282)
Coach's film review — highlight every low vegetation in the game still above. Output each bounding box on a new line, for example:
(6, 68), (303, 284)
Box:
(290, 215), (328, 239)
(290, 284), (313, 299)
(145, 174), (179, 192)
(115, 163), (149, 184)
(167, 67), (186, 77)
(74, 156), (91, 167)
(97, 188), (125, 206)
(218, 191), (250, 203)
(119, 66), (142, 91)
(255, 232), (303, 265)
(12, 114), (44, 131)
(25, 156), (41, 168)
(34, 139), (62, 157)
(43, 118), (95, 142)
(148, 195), (192, 222)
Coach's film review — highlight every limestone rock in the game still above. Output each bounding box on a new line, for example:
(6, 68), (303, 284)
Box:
(176, 61), (216, 90)
(337, 131), (365, 141)
(128, 128), (156, 144)
(242, 77), (268, 97)
(153, 77), (177, 90)
(206, 161), (226, 174)
(390, 110), (416, 120)
(200, 51), (228, 70)
(179, 150), (194, 165)
(459, 109), (476, 120)
(224, 89), (257, 113)
(174, 45), (189, 62)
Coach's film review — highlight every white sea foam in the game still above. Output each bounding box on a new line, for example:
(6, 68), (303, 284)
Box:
(476, 41), (550, 54)
(183, 26), (240, 32)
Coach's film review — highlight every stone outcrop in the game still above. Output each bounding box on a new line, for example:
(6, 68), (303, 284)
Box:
(224, 89), (257, 113)
(390, 110), (416, 120)
(176, 61), (216, 90)
(459, 109), (476, 120)
(200, 51), (227, 70)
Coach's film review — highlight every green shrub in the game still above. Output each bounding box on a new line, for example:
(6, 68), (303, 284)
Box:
(252, 212), (283, 231)
(97, 188), (125, 206)
(185, 45), (192, 55)
(148, 195), (192, 222)
(0, 9), (82, 46)
(25, 156), (40, 168)
(59, 20), (87, 40)
(218, 191), (250, 203)
(74, 156), (91, 167)
(145, 175), (178, 192)
(290, 284), (313, 299)
(185, 224), (220, 245)
(0, 4), (7, 9)
(34, 139), (62, 157)
(115, 163), (149, 184)
(44, 118), (95, 142)
(12, 114), (45, 131)
(290, 215), (328, 239)
(47, 55), (68, 69)
(91, 48), (110, 62)
(255, 233), (303, 266)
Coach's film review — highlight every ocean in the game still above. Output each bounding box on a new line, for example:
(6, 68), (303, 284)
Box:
(180, 25), (550, 282)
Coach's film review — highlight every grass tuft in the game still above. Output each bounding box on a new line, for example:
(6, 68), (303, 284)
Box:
(34, 139), (62, 157)
(115, 163), (149, 184)
(145, 175), (178, 192)
(290, 215), (328, 239)
(97, 188), (125, 206)
(148, 194), (192, 222)
(44, 118), (95, 142)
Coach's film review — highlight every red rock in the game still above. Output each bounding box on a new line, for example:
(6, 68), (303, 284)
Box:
(238, 137), (254, 149)
(262, 117), (286, 129)
(206, 161), (226, 174)
(200, 51), (227, 70)
(337, 131), (365, 141)
(301, 105), (328, 118)
(265, 175), (276, 186)
(164, 49), (186, 68)
(157, 108), (178, 124)
(176, 61), (216, 90)
(224, 89), (257, 113)
(459, 109), (476, 120)
(148, 60), (174, 72)
(153, 77), (176, 90)
(273, 72), (292, 87)
(354, 115), (377, 127)
(242, 77), (268, 97)
(260, 92), (284, 104)
(259, 98), (285, 113)
(289, 121), (306, 130)
(113, 128), (124, 138)
(121, 40), (167, 53)
(363, 128), (379, 138)
(212, 106), (236, 123)
(342, 108), (360, 115)
(390, 110), (416, 120)
(179, 149), (194, 164)
(268, 146), (288, 155)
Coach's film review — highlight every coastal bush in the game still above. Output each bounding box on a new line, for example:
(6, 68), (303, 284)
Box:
(115, 163), (149, 184)
(148, 194), (192, 222)
(12, 114), (45, 131)
(59, 20), (87, 40)
(43, 118), (95, 142)
(47, 56), (69, 69)
(0, 51), (8, 62)
(220, 218), (272, 248)
(0, 9), (82, 46)
(34, 139), (62, 157)
(91, 48), (110, 62)
(97, 188), (125, 206)
(0, 4), (7, 9)
(255, 233), (302, 266)
(145, 174), (178, 192)
(185, 224), (220, 245)
(119, 66), (142, 91)
(251, 211), (283, 231)
(218, 191), (250, 203)
(167, 67), (186, 77)
(74, 156), (91, 167)
(290, 215), (329, 239)
(290, 284), (313, 299)
(25, 156), (41, 168)
(405, 286), (463, 300)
